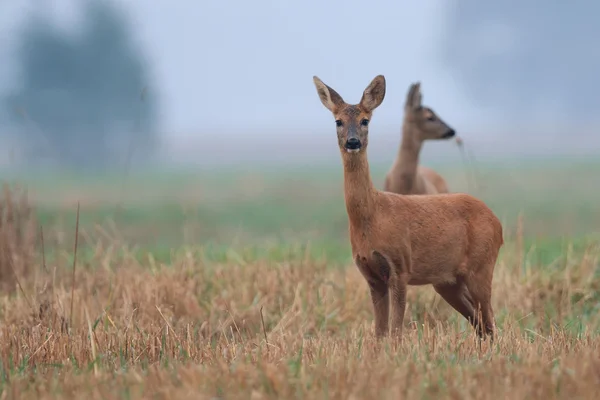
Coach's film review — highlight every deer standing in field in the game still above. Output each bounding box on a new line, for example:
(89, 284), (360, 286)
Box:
(312, 74), (503, 340)
(384, 82), (457, 195)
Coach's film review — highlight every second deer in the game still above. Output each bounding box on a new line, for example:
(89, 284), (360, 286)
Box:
(312, 74), (503, 341)
(384, 82), (456, 195)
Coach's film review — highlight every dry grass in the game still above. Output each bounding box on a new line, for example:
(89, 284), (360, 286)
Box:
(0, 183), (37, 295)
(0, 226), (599, 399)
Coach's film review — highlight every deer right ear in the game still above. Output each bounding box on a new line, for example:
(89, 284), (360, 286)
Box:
(313, 76), (345, 113)
(405, 82), (422, 110)
(360, 75), (386, 112)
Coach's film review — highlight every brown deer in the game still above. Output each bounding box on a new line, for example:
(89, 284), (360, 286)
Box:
(384, 82), (456, 195)
(312, 74), (503, 340)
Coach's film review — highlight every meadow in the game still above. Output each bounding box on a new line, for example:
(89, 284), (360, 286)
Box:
(0, 156), (599, 399)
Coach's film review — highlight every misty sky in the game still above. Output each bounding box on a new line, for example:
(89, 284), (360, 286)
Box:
(0, 1), (493, 132)
(1, 0), (597, 165)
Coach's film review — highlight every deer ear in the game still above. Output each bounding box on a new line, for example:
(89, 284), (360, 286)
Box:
(360, 75), (386, 112)
(313, 76), (345, 113)
(405, 82), (422, 110)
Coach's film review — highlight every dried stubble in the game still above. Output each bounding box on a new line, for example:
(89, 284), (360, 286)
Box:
(0, 183), (37, 295)
(0, 236), (599, 400)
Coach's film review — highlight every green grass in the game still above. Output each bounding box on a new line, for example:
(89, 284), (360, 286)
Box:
(4, 157), (600, 266)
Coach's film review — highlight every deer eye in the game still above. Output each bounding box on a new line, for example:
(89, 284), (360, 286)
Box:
(335, 120), (343, 127)
(360, 119), (369, 126)
(426, 116), (435, 122)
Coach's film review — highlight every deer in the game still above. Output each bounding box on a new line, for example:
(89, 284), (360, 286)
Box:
(384, 82), (457, 195)
(312, 74), (504, 341)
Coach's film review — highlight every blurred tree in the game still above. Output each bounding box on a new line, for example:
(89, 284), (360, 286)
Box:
(4, 0), (158, 170)
(440, 1), (599, 124)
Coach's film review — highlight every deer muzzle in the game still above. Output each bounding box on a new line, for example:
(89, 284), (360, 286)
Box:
(442, 129), (456, 139)
(345, 137), (362, 152)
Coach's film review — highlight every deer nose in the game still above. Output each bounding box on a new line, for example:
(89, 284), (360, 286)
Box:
(443, 129), (456, 139)
(345, 137), (362, 150)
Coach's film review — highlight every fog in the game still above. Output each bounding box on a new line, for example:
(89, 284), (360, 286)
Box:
(1, 0), (598, 169)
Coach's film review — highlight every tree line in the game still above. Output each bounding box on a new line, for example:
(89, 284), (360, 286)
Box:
(2, 0), (158, 170)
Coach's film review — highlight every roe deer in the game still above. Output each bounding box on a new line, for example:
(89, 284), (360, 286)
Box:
(384, 82), (456, 195)
(312, 74), (503, 340)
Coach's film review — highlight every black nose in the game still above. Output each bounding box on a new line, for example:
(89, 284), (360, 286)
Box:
(345, 137), (362, 150)
(442, 129), (456, 139)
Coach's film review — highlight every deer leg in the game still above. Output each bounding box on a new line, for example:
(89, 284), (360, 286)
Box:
(464, 271), (496, 341)
(367, 279), (389, 338)
(388, 275), (407, 338)
(481, 302), (496, 341)
(433, 280), (483, 337)
(372, 250), (409, 339)
(355, 254), (390, 338)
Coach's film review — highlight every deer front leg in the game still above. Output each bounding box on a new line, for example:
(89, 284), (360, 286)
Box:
(372, 250), (409, 339)
(368, 280), (389, 338)
(389, 274), (407, 338)
(356, 254), (390, 338)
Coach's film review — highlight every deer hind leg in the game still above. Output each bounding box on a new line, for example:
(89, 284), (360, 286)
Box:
(463, 269), (496, 341)
(433, 279), (484, 336)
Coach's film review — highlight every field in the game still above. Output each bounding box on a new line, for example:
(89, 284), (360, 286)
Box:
(0, 157), (599, 399)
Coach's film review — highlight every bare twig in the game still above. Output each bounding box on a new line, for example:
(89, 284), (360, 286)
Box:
(40, 225), (47, 274)
(226, 307), (244, 342)
(85, 306), (99, 377)
(28, 333), (53, 364)
(69, 202), (81, 331)
(260, 306), (268, 346)
(155, 306), (182, 344)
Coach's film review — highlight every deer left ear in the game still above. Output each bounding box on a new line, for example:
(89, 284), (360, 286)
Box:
(313, 76), (345, 113)
(405, 82), (422, 110)
(360, 75), (386, 112)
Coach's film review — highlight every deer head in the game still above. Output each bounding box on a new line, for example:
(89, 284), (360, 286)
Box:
(313, 75), (386, 155)
(404, 82), (455, 141)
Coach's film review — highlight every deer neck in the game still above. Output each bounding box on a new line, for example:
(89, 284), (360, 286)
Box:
(392, 121), (423, 193)
(342, 151), (377, 228)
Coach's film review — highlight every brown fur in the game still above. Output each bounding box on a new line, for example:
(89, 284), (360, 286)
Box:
(384, 82), (456, 195)
(313, 75), (504, 340)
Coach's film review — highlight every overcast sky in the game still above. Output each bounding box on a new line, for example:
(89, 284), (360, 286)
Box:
(1, 0), (597, 165)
